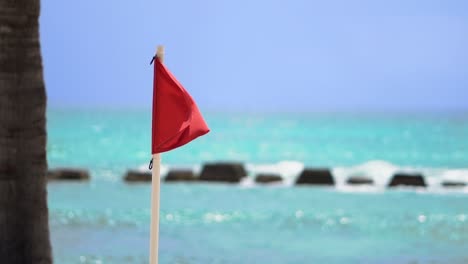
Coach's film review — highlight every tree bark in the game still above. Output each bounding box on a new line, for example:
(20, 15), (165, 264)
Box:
(0, 0), (53, 263)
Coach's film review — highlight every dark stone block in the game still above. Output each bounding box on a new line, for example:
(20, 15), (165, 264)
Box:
(124, 170), (151, 183)
(296, 168), (334, 186)
(388, 173), (426, 187)
(346, 176), (374, 185)
(199, 162), (247, 183)
(48, 168), (90, 181)
(255, 174), (282, 184)
(165, 169), (197, 182)
(441, 181), (466, 188)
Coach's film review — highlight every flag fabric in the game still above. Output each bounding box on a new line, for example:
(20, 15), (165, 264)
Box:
(152, 57), (210, 154)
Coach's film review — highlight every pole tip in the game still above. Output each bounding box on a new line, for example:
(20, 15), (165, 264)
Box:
(156, 45), (165, 60)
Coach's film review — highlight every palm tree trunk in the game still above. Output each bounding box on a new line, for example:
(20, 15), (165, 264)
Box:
(0, 0), (52, 263)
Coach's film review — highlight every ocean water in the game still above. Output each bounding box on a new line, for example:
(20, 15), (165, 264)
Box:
(47, 109), (468, 263)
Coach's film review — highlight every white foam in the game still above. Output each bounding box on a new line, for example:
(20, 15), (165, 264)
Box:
(333, 160), (398, 188)
(239, 176), (256, 188)
(440, 169), (468, 182)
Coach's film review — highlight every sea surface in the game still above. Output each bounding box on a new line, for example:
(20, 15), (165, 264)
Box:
(47, 109), (468, 264)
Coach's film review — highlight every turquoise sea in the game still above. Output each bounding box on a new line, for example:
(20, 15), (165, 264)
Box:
(47, 109), (468, 263)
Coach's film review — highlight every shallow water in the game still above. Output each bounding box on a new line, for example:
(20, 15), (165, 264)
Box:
(47, 109), (468, 263)
(49, 182), (468, 264)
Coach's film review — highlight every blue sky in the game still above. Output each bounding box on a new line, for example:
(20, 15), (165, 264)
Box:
(40, 0), (468, 112)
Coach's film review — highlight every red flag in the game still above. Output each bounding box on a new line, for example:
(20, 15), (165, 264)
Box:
(152, 57), (210, 154)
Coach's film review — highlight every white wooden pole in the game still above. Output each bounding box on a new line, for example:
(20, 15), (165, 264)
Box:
(149, 45), (164, 264)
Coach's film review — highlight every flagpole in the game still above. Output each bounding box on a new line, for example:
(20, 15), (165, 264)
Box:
(150, 45), (164, 264)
